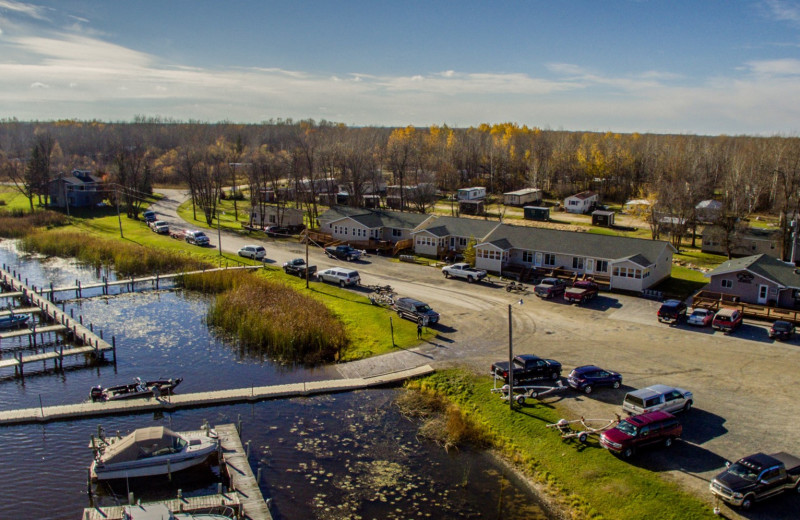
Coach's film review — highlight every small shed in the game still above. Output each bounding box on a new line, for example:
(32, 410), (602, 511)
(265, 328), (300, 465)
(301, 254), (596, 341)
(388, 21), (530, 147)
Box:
(504, 188), (542, 206)
(592, 210), (615, 227)
(523, 206), (550, 221)
(459, 200), (485, 216)
(363, 194), (381, 208)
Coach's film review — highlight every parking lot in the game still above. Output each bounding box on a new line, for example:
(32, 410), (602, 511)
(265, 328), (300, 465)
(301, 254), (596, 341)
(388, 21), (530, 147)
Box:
(157, 190), (800, 519)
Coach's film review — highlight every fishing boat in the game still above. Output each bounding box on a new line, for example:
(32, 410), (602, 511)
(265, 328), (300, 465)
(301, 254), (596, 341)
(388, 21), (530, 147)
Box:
(122, 503), (237, 520)
(91, 426), (218, 480)
(90, 377), (182, 402)
(0, 314), (29, 330)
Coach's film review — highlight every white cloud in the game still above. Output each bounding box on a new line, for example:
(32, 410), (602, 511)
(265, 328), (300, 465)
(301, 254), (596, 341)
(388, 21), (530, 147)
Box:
(29, 81), (48, 88)
(763, 0), (800, 23)
(0, 0), (49, 21)
(746, 58), (800, 76)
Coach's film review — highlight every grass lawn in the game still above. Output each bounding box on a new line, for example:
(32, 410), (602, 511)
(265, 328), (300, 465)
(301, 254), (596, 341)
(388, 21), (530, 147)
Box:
(411, 370), (716, 520)
(0, 186), (39, 212)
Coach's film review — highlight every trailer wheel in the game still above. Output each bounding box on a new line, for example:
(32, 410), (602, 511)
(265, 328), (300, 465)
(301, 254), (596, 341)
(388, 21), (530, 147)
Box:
(527, 390), (538, 399)
(515, 395), (525, 405)
(578, 432), (588, 444)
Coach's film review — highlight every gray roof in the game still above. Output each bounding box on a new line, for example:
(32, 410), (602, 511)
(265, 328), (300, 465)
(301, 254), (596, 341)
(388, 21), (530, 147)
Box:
(413, 216), (500, 239)
(504, 188), (541, 196)
(478, 224), (673, 264)
(706, 254), (800, 288)
(696, 199), (722, 210)
(320, 207), (431, 230)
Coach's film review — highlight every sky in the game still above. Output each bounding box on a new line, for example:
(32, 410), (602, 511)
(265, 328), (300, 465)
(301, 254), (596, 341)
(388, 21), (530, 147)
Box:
(1, 0), (800, 135)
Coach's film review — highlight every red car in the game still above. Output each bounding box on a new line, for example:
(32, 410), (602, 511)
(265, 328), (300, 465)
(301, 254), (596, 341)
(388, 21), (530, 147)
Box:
(600, 410), (682, 458)
(712, 308), (743, 332)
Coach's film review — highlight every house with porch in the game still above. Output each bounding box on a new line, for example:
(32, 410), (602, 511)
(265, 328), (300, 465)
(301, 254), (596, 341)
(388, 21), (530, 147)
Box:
(317, 207), (434, 245)
(249, 205), (304, 230)
(474, 224), (674, 291)
(703, 254), (800, 308)
(48, 169), (106, 209)
(701, 225), (782, 259)
(411, 216), (501, 257)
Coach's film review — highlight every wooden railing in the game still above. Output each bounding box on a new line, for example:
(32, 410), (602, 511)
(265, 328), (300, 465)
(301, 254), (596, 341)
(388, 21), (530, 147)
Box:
(692, 290), (800, 323)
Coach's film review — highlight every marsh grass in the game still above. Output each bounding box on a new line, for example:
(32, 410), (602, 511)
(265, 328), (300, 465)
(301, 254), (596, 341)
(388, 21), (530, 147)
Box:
(182, 270), (349, 364)
(20, 230), (209, 276)
(0, 210), (68, 238)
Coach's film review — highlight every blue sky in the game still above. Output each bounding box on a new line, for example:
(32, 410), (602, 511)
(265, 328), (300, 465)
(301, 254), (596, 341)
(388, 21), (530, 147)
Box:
(1, 0), (800, 135)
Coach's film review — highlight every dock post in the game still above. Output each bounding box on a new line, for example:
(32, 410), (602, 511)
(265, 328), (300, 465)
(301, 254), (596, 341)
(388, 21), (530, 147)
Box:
(90, 323), (93, 332)
(50, 282), (53, 301)
(59, 345), (63, 369)
(79, 315), (83, 325)
(257, 465), (262, 483)
(237, 414), (242, 436)
(70, 308), (74, 319)
(246, 440), (251, 458)
(78, 280), (82, 299)
(32, 324), (36, 348)
(156, 274), (159, 290)
(128, 492), (134, 505)
(112, 336), (117, 364)
(167, 459), (172, 481)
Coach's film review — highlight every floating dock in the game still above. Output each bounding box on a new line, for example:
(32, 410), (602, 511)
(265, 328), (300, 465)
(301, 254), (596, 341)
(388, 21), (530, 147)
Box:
(82, 423), (271, 520)
(0, 365), (434, 425)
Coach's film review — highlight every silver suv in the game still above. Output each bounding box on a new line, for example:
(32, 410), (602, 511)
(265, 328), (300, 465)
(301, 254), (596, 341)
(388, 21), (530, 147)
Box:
(318, 267), (360, 287)
(622, 384), (693, 415)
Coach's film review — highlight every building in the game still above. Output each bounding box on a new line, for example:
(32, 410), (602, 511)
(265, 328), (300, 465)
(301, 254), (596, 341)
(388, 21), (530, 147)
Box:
(592, 210), (615, 227)
(457, 187), (486, 201)
(317, 207), (434, 244)
(701, 226), (781, 258)
(47, 169), (106, 209)
(523, 206), (550, 221)
(249, 205), (304, 230)
(704, 254), (800, 307)
(503, 188), (542, 206)
(474, 224), (674, 291)
(695, 199), (723, 223)
(411, 216), (501, 257)
(564, 191), (598, 214)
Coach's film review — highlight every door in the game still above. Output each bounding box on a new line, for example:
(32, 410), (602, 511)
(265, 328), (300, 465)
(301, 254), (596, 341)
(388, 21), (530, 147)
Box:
(586, 259), (594, 274)
(534, 252), (543, 267)
(757, 285), (769, 305)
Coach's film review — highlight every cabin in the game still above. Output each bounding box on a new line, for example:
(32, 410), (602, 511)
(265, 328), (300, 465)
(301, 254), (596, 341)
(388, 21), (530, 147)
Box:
(523, 206), (550, 221)
(249, 205), (304, 230)
(47, 170), (106, 209)
(457, 187), (486, 201)
(701, 226), (781, 258)
(317, 207), (434, 244)
(411, 216), (500, 257)
(503, 188), (542, 206)
(564, 191), (598, 214)
(704, 254), (800, 308)
(592, 210), (615, 227)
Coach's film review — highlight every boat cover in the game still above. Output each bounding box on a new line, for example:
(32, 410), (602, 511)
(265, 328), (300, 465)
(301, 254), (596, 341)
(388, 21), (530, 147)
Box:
(101, 427), (186, 463)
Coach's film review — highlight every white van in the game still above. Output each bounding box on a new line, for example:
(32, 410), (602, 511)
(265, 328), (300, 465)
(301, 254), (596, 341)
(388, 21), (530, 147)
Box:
(622, 384), (693, 415)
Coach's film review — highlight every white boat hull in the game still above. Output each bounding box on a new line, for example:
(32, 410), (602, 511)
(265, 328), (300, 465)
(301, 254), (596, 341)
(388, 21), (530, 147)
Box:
(92, 444), (217, 480)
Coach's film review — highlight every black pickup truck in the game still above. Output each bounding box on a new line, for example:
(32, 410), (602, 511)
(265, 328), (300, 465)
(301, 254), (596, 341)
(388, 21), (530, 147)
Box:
(282, 258), (317, 277)
(490, 354), (562, 384)
(710, 452), (800, 510)
(325, 244), (362, 261)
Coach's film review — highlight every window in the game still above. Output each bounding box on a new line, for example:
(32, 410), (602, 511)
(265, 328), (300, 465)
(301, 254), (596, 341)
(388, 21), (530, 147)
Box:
(596, 260), (608, 272)
(572, 257), (584, 270)
(721, 279), (733, 289)
(392, 229), (402, 237)
(544, 253), (556, 266)
(522, 251), (534, 263)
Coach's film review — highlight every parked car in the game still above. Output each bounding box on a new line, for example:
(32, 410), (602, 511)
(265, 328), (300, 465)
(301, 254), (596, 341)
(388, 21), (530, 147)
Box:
(686, 307), (714, 326)
(712, 307), (743, 332)
(237, 245), (266, 260)
(283, 258), (317, 277)
(394, 297), (440, 324)
(317, 267), (360, 287)
(710, 452), (800, 510)
(563, 280), (599, 304)
(142, 210), (156, 223)
(567, 365), (622, 394)
(490, 354), (562, 384)
(183, 230), (210, 246)
(600, 410), (682, 458)
(149, 220), (169, 234)
(265, 225), (290, 237)
(768, 320), (795, 341)
(325, 245), (362, 261)
(534, 278), (567, 299)
(657, 299), (687, 323)
(622, 384), (693, 415)
(441, 263), (488, 283)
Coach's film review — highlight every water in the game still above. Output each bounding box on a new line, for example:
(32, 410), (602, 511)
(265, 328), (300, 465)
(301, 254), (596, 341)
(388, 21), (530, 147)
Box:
(0, 240), (550, 519)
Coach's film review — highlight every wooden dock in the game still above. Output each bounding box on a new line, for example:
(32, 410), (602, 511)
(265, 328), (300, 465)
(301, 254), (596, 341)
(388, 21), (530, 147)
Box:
(0, 306), (41, 317)
(0, 268), (115, 375)
(218, 424), (273, 520)
(0, 364), (435, 425)
(82, 493), (243, 520)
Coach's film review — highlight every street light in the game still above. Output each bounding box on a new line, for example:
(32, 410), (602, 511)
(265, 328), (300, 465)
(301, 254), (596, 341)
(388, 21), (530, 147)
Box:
(508, 298), (523, 410)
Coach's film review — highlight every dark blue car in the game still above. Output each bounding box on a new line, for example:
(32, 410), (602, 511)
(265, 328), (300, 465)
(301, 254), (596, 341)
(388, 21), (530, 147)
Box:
(567, 365), (622, 394)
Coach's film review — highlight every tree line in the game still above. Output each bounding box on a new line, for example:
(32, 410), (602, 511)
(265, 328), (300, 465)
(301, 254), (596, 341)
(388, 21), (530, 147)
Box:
(1, 119), (799, 258)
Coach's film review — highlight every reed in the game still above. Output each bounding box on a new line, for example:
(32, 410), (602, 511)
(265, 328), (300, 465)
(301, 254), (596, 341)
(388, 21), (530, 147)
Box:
(183, 270), (349, 364)
(0, 210), (68, 238)
(19, 229), (209, 276)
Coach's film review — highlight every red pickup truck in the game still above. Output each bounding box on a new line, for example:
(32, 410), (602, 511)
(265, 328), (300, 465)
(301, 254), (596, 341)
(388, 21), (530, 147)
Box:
(564, 280), (599, 303)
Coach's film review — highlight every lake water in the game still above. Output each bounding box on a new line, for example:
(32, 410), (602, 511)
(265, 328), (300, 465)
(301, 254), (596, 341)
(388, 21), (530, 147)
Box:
(0, 240), (550, 519)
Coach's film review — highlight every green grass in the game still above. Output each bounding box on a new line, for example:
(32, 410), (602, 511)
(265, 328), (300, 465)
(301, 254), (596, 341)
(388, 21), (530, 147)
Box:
(674, 249), (727, 270)
(409, 370), (716, 520)
(655, 265), (709, 299)
(176, 199), (262, 236)
(0, 186), (40, 212)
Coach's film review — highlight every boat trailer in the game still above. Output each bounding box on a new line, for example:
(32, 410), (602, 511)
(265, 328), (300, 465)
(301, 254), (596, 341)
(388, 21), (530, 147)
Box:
(546, 415), (621, 443)
(490, 380), (566, 405)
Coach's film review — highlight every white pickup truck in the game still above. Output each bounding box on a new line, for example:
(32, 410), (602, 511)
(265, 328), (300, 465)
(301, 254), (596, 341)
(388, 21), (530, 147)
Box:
(442, 263), (488, 283)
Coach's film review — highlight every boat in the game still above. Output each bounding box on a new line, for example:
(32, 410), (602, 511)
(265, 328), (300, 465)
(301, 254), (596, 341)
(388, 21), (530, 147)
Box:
(122, 503), (237, 519)
(0, 314), (29, 330)
(90, 377), (183, 402)
(91, 426), (218, 480)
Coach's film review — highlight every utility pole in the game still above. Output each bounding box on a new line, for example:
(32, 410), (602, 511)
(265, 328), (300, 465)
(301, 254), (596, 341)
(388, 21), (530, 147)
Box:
(217, 210), (222, 257)
(508, 303), (514, 410)
(305, 229), (310, 289)
(116, 186), (123, 238)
